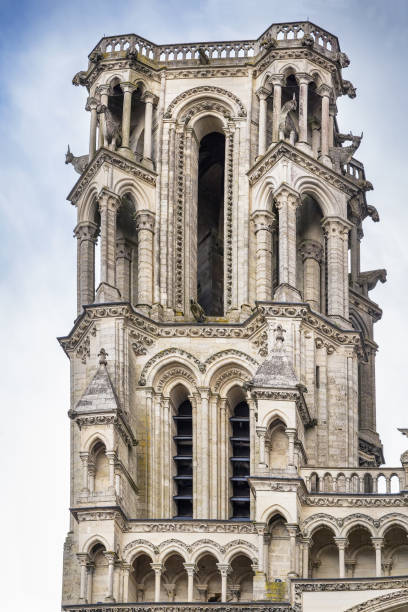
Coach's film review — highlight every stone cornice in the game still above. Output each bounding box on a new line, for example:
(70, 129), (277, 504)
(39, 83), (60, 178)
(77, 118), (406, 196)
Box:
(58, 301), (364, 364)
(67, 147), (157, 206)
(247, 141), (362, 197)
(68, 407), (138, 447)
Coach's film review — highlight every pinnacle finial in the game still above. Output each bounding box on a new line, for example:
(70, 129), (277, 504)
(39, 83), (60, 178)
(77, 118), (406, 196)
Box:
(98, 348), (108, 365)
(274, 324), (286, 344)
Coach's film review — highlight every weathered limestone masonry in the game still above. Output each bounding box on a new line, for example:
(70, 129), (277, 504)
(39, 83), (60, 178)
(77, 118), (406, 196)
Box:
(60, 21), (408, 612)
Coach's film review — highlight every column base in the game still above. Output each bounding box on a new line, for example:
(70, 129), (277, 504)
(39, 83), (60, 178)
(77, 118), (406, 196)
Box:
(318, 154), (332, 168)
(118, 147), (136, 161)
(142, 157), (154, 170)
(296, 141), (312, 155)
(253, 571), (267, 600)
(95, 282), (121, 303)
(273, 283), (302, 302)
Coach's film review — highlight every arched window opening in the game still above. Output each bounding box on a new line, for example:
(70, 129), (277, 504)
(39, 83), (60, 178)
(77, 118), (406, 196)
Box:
(173, 398), (193, 518)
(90, 441), (109, 494)
(89, 543), (107, 603)
(310, 472), (320, 493)
(229, 400), (250, 519)
(364, 473), (373, 493)
(129, 87), (147, 161)
(116, 194), (138, 304)
(347, 526), (375, 577)
(267, 515), (290, 583)
(197, 131), (225, 316)
(280, 73), (299, 144)
(310, 527), (338, 578)
(296, 195), (325, 313)
(383, 526), (408, 576)
(229, 554), (253, 601)
(195, 553), (221, 602)
(266, 419), (288, 471)
(106, 79), (124, 150)
(129, 553), (154, 601)
(162, 553), (187, 601)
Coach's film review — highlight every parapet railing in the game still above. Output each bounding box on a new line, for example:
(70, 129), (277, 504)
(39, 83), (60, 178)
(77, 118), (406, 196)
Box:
(62, 604), (291, 611)
(90, 21), (340, 65)
(344, 157), (365, 182)
(301, 467), (405, 494)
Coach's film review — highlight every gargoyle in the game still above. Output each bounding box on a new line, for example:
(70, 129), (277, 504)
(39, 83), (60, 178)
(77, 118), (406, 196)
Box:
(126, 48), (138, 61)
(302, 34), (315, 48)
(190, 298), (206, 323)
(72, 71), (88, 87)
(278, 93), (298, 142)
(198, 48), (210, 65)
(358, 179), (374, 192)
(89, 50), (103, 64)
(260, 33), (277, 51)
(65, 145), (89, 174)
(337, 51), (350, 68)
(342, 79), (357, 98)
(329, 132), (363, 174)
(357, 269), (387, 296)
(367, 205), (380, 222)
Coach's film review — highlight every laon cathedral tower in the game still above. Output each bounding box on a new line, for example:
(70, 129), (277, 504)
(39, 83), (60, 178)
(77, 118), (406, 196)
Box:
(60, 21), (408, 612)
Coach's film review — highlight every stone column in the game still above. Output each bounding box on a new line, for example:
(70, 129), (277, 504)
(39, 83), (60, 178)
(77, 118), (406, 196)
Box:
(296, 73), (312, 149)
(329, 103), (337, 148)
(135, 210), (155, 312)
(256, 87), (270, 157)
(301, 538), (312, 578)
(200, 389), (210, 518)
(106, 451), (116, 494)
(371, 538), (383, 576)
(142, 91), (158, 169)
(219, 398), (229, 518)
(86, 96), (99, 162)
(104, 552), (116, 602)
(119, 82), (137, 158)
(299, 239), (323, 311)
(251, 210), (275, 301)
(184, 563), (196, 602)
(97, 84), (110, 147)
(286, 428), (297, 468)
(350, 216), (361, 287)
(271, 75), (283, 143)
(286, 525), (299, 577)
(74, 221), (98, 314)
(255, 523), (266, 573)
(311, 120), (320, 157)
(322, 217), (351, 322)
(97, 188), (121, 302)
(116, 238), (132, 302)
(86, 562), (95, 603)
(77, 553), (89, 603)
(256, 427), (267, 468)
(79, 452), (90, 494)
(273, 184), (302, 302)
(217, 564), (231, 602)
(122, 563), (132, 602)
(335, 538), (348, 578)
(151, 563), (162, 602)
(318, 85), (332, 166)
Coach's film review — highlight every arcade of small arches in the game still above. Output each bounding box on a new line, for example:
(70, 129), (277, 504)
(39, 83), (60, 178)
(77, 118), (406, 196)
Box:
(76, 517), (408, 604)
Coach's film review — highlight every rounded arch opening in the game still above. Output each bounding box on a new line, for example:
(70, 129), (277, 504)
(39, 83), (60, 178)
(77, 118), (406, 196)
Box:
(228, 386), (250, 520)
(171, 384), (193, 518)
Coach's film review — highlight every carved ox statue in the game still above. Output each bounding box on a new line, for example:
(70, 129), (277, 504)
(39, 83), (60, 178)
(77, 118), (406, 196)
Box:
(65, 145), (89, 174)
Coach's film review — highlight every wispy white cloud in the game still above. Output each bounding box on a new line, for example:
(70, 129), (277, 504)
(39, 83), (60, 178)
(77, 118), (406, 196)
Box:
(1, 1), (408, 609)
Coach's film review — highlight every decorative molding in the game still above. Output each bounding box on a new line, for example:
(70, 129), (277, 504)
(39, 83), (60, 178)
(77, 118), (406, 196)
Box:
(156, 366), (197, 392)
(213, 368), (252, 393)
(123, 539), (159, 555)
(225, 131), (234, 309)
(164, 86), (246, 118)
(204, 349), (260, 369)
(344, 589), (408, 611)
(67, 148), (156, 206)
(72, 412), (138, 448)
(175, 129), (185, 311)
(62, 605), (289, 612)
(139, 348), (205, 386)
(247, 142), (361, 197)
(126, 522), (257, 534)
(303, 495), (408, 507)
(130, 330), (155, 357)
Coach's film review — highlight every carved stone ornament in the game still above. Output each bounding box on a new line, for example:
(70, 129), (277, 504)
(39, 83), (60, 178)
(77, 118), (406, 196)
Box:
(164, 86), (247, 118)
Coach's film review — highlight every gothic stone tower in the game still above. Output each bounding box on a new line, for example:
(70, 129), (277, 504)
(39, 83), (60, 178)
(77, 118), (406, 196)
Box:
(60, 21), (408, 612)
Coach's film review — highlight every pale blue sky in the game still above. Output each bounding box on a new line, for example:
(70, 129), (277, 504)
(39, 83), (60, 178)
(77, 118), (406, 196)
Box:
(0, 1), (407, 609)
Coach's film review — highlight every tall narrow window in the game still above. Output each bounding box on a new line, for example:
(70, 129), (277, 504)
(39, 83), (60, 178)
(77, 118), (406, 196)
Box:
(197, 132), (225, 315)
(230, 401), (250, 519)
(173, 400), (193, 517)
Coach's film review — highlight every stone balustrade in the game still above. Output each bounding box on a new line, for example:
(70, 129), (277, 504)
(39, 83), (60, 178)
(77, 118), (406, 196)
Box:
(344, 157), (365, 182)
(62, 604), (290, 611)
(301, 467), (405, 494)
(89, 21), (340, 65)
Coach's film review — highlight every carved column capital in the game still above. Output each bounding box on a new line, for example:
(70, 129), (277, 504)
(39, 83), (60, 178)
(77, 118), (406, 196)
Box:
(317, 84), (332, 98)
(76, 552), (90, 566)
(96, 84), (110, 97)
(286, 523), (299, 537)
(256, 86), (270, 101)
(322, 216), (352, 240)
(116, 237), (132, 260)
(295, 72), (313, 86)
(74, 221), (99, 243)
(183, 563), (197, 576)
(97, 187), (121, 212)
(142, 91), (159, 106)
(371, 537), (384, 550)
(256, 426), (267, 438)
(269, 74), (284, 87)
(273, 184), (301, 209)
(85, 96), (99, 112)
(216, 563), (232, 577)
(120, 81), (138, 95)
(135, 209), (155, 232)
(254, 521), (266, 535)
(150, 562), (163, 574)
(299, 239), (323, 263)
(334, 537), (348, 550)
(251, 209), (275, 233)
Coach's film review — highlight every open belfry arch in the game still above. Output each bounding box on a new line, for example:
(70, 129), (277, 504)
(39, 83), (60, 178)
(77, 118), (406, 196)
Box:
(60, 21), (408, 612)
